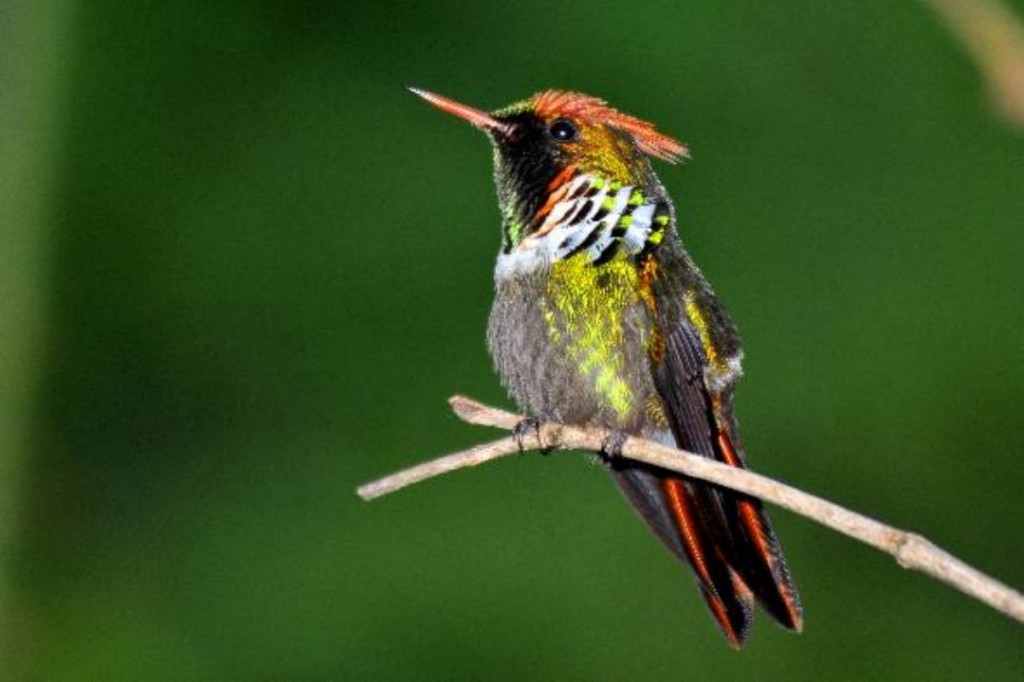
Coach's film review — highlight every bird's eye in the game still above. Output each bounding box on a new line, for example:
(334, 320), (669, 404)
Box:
(549, 118), (578, 142)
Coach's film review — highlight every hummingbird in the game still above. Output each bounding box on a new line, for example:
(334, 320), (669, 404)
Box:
(410, 87), (802, 646)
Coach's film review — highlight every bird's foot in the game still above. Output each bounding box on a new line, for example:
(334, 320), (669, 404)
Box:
(600, 430), (629, 463)
(513, 417), (551, 455)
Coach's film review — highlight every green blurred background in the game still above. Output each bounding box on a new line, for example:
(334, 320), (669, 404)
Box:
(3, 1), (1022, 679)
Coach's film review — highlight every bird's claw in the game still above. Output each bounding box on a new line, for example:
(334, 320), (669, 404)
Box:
(513, 417), (551, 455)
(600, 430), (628, 463)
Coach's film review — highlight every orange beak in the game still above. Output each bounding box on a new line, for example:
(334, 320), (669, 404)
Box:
(408, 87), (513, 137)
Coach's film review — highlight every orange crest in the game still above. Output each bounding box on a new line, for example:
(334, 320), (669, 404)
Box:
(531, 90), (689, 163)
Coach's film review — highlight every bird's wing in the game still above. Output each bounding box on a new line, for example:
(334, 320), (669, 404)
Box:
(610, 252), (802, 645)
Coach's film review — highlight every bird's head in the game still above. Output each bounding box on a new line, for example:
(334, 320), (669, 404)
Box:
(411, 88), (687, 253)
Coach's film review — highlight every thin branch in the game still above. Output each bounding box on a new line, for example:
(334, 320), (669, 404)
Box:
(357, 395), (1024, 625)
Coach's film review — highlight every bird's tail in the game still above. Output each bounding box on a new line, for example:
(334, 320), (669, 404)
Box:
(609, 429), (802, 647)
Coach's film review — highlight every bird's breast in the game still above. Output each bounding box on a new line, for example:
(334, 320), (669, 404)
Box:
(487, 255), (664, 432)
